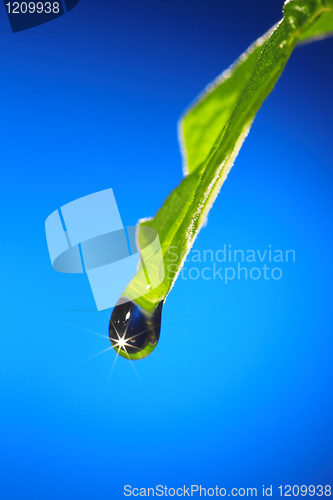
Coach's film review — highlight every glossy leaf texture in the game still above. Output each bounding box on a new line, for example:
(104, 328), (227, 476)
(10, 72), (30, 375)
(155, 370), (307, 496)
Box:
(122, 0), (333, 313)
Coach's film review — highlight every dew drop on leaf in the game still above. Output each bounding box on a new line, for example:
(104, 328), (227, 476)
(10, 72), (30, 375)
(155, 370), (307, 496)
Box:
(109, 299), (163, 360)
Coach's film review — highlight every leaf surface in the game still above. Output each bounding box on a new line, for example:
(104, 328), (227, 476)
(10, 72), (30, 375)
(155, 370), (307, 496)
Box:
(123, 0), (333, 312)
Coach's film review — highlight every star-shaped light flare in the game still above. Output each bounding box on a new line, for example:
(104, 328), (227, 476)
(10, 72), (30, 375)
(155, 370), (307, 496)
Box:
(110, 318), (145, 354)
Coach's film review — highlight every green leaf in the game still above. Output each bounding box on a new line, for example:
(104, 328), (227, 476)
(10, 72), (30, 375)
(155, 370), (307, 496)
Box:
(122, 0), (333, 315)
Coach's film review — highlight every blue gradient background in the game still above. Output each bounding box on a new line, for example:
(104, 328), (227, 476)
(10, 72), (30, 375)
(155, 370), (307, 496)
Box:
(0, 0), (332, 498)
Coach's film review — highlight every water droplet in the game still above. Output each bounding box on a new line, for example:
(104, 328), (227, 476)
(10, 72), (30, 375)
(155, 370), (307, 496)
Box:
(109, 298), (163, 360)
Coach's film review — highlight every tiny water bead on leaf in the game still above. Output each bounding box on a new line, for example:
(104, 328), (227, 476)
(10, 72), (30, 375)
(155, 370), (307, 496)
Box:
(109, 298), (163, 360)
